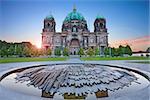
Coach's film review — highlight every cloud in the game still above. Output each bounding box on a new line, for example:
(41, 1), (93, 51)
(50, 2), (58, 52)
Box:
(109, 35), (150, 51)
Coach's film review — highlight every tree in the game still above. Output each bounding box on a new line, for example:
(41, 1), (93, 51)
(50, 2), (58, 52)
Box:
(0, 46), (8, 57)
(125, 45), (132, 56)
(8, 45), (15, 56)
(104, 47), (109, 56)
(46, 48), (52, 56)
(23, 46), (31, 57)
(22, 42), (34, 57)
(0, 40), (9, 57)
(110, 47), (115, 57)
(37, 48), (51, 56)
(63, 47), (69, 56)
(78, 48), (84, 57)
(95, 48), (100, 56)
(0, 40), (43, 57)
(118, 45), (124, 56)
(87, 48), (94, 56)
(30, 46), (39, 57)
(38, 48), (45, 56)
(54, 48), (61, 56)
(114, 48), (120, 57)
(16, 45), (23, 56)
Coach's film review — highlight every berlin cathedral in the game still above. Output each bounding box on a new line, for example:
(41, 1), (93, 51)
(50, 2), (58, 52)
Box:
(41, 7), (108, 55)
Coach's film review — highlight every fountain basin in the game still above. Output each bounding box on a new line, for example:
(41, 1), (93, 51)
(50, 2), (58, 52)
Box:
(0, 63), (149, 99)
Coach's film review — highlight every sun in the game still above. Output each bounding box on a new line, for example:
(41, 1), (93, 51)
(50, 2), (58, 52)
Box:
(35, 43), (41, 49)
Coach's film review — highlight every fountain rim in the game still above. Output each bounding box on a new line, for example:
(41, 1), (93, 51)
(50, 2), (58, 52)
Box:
(0, 63), (150, 82)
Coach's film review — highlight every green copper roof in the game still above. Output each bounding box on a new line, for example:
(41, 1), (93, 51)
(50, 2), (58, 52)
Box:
(45, 14), (54, 20)
(96, 15), (105, 19)
(64, 7), (85, 22)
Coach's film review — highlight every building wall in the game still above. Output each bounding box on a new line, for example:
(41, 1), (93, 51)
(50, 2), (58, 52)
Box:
(41, 10), (108, 55)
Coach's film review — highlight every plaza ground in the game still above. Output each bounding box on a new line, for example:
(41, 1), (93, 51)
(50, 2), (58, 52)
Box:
(0, 57), (149, 100)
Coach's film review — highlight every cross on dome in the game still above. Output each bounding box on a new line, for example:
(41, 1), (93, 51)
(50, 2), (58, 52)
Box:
(73, 4), (76, 12)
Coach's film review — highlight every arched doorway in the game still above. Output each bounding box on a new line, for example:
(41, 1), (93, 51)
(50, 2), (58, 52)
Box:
(70, 39), (80, 55)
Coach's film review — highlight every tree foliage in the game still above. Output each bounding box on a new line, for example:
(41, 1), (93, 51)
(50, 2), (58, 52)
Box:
(63, 47), (69, 56)
(54, 48), (61, 56)
(78, 48), (84, 57)
(45, 48), (52, 56)
(0, 40), (133, 57)
(87, 48), (95, 56)
(104, 47), (109, 56)
(125, 45), (132, 56)
(104, 45), (132, 57)
(95, 48), (100, 55)
(0, 40), (42, 57)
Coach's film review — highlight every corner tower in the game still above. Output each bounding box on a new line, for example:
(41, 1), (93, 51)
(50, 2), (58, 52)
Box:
(94, 15), (107, 32)
(94, 15), (108, 55)
(43, 15), (56, 32)
(41, 14), (56, 50)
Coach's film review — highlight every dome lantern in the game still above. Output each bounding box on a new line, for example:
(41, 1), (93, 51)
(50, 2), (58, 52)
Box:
(73, 4), (76, 12)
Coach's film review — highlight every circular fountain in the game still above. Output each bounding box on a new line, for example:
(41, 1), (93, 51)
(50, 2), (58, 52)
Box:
(0, 63), (149, 99)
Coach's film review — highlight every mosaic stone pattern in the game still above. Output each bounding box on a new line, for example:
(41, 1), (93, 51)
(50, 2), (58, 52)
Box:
(15, 64), (139, 98)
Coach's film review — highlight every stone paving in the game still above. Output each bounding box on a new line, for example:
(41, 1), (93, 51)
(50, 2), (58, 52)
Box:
(0, 57), (149, 100)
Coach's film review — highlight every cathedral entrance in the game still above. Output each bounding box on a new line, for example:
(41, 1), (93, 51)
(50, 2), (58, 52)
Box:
(70, 39), (80, 55)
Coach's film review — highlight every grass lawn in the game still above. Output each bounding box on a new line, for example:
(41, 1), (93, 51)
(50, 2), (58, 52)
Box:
(81, 56), (150, 61)
(0, 57), (67, 63)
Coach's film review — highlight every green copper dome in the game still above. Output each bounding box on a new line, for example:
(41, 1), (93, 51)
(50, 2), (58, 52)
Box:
(64, 7), (85, 22)
(45, 14), (54, 20)
(96, 15), (105, 19)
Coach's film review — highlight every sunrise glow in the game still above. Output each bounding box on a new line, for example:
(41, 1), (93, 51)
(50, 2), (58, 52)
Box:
(0, 0), (149, 51)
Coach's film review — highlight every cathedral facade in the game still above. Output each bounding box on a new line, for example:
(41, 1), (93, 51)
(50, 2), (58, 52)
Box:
(41, 7), (108, 55)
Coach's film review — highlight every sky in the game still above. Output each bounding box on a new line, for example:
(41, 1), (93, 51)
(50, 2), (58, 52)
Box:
(0, 0), (149, 51)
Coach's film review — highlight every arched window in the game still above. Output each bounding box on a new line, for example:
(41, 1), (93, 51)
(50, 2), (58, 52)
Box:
(47, 23), (50, 27)
(100, 23), (104, 28)
(90, 38), (94, 43)
(97, 23), (100, 27)
(72, 26), (78, 32)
